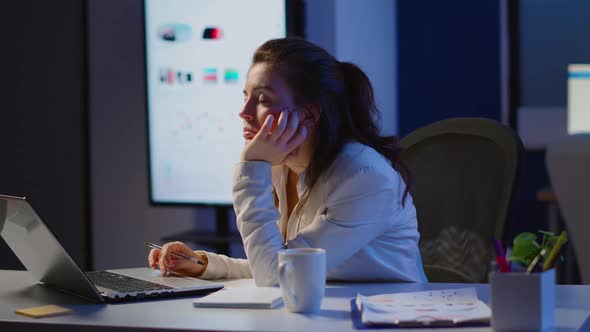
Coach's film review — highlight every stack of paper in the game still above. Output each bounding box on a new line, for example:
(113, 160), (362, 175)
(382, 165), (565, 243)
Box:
(355, 288), (491, 327)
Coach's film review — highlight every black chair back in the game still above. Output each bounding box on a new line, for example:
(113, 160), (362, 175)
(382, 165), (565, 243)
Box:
(400, 118), (523, 283)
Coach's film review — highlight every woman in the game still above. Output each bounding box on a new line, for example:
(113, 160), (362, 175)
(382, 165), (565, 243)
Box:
(148, 38), (427, 286)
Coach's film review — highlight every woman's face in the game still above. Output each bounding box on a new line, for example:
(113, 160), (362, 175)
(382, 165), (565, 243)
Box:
(240, 62), (297, 142)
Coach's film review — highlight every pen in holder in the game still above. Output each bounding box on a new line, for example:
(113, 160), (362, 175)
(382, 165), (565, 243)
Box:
(526, 248), (547, 273)
(490, 268), (555, 331)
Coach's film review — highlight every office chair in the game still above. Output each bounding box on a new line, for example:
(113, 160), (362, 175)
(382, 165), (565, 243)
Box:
(546, 134), (590, 285)
(400, 118), (523, 283)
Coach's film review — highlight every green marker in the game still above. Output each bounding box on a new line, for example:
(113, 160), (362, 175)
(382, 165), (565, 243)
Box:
(542, 231), (568, 271)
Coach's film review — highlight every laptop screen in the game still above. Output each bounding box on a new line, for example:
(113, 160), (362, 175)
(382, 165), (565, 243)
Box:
(0, 195), (103, 302)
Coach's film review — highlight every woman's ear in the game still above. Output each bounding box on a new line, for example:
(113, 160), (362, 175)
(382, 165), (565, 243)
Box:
(300, 104), (320, 127)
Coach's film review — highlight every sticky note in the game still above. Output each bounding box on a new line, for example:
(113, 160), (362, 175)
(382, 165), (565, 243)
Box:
(15, 304), (73, 318)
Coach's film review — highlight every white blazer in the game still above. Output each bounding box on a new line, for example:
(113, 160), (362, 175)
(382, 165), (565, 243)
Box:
(200, 142), (427, 286)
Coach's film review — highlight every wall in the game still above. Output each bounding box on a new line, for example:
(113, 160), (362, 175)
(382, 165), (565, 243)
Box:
(0, 1), (90, 269)
(334, 0), (397, 135)
(307, 0), (397, 135)
(520, 0), (590, 106)
(88, 0), (205, 270)
(397, 0), (502, 137)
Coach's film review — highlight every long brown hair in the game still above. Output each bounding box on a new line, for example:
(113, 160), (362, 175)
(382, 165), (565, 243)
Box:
(253, 38), (412, 204)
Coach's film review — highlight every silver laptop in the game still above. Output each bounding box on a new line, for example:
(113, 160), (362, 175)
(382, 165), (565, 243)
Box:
(0, 194), (223, 303)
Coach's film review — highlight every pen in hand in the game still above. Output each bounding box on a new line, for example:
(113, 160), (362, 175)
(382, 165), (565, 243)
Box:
(145, 242), (205, 266)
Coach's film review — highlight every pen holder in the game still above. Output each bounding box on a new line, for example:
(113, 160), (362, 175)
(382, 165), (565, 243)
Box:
(490, 268), (555, 331)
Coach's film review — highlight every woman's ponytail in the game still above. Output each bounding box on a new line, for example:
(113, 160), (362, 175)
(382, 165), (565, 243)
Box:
(339, 61), (412, 205)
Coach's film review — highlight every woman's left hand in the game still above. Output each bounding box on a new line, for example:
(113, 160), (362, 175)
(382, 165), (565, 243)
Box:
(241, 110), (307, 165)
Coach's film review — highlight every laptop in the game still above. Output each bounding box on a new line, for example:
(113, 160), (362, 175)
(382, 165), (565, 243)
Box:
(0, 194), (224, 303)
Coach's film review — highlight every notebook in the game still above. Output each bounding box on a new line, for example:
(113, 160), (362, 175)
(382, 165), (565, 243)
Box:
(193, 287), (283, 309)
(355, 288), (491, 327)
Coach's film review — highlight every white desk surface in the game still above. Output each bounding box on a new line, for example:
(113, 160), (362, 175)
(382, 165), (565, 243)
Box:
(1, 269), (589, 332)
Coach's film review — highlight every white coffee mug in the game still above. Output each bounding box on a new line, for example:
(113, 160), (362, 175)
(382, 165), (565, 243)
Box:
(278, 248), (326, 313)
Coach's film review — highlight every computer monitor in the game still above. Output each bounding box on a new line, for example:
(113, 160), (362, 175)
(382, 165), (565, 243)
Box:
(144, 0), (302, 206)
(567, 64), (590, 134)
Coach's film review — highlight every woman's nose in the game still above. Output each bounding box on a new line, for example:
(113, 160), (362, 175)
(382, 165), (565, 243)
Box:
(239, 100), (254, 121)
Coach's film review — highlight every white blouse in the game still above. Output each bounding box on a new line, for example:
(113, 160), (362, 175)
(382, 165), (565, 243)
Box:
(200, 142), (427, 286)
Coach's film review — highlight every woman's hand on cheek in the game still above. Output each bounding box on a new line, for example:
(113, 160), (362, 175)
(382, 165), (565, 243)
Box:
(240, 110), (307, 165)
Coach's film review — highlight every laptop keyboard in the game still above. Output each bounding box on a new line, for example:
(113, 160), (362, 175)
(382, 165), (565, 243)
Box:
(86, 270), (173, 293)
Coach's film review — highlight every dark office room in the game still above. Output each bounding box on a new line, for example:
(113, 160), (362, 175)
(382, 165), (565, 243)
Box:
(1, 1), (589, 331)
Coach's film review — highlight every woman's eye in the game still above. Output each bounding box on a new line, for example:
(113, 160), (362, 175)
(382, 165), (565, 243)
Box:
(259, 97), (272, 106)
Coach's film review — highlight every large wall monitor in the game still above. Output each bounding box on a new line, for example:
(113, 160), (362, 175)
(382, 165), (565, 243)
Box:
(145, 0), (290, 205)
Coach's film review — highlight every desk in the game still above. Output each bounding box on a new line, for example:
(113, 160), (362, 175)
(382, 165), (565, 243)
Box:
(1, 270), (589, 332)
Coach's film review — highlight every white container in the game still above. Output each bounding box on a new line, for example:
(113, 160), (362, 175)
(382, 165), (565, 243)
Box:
(278, 248), (326, 313)
(490, 268), (555, 331)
